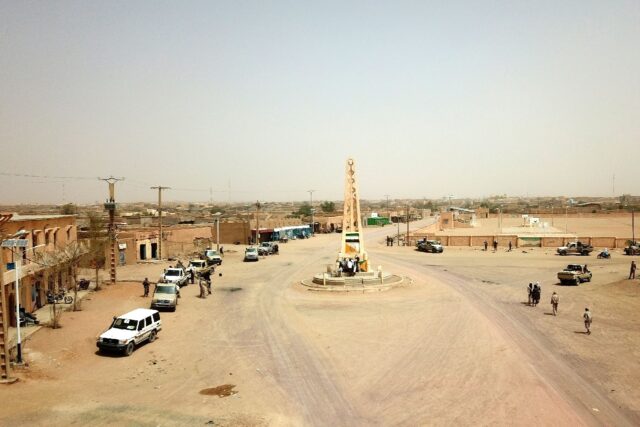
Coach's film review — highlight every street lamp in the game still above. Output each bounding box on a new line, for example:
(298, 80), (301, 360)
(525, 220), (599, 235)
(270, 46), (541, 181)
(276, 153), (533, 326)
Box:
(308, 190), (315, 236)
(1, 230), (32, 365)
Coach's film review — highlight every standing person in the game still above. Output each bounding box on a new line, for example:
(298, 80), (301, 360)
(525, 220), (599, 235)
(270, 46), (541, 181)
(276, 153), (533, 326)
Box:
(583, 308), (592, 334)
(508, 241), (512, 252)
(493, 240), (498, 252)
(550, 292), (559, 316)
(198, 277), (207, 299)
(142, 278), (150, 297)
(220, 246), (224, 257)
(532, 283), (541, 306)
(189, 268), (195, 284)
(527, 282), (534, 306)
(630, 261), (637, 279)
(484, 240), (488, 251)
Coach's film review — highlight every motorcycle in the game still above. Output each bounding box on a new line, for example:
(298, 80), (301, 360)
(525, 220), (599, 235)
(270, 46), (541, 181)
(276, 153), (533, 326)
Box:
(597, 251), (611, 259)
(77, 278), (90, 290)
(47, 290), (73, 304)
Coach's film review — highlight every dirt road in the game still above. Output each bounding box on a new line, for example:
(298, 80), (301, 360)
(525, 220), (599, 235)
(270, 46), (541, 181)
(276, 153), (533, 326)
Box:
(1, 221), (638, 426)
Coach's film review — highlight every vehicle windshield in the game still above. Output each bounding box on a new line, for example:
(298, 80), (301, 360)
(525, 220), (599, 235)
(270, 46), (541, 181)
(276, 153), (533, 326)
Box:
(206, 250), (219, 256)
(246, 248), (257, 253)
(567, 265), (582, 271)
(189, 262), (204, 267)
(112, 318), (138, 330)
(155, 285), (177, 294)
(165, 269), (180, 277)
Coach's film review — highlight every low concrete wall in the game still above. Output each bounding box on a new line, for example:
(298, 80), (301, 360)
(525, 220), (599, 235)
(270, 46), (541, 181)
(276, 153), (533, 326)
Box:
(411, 234), (634, 249)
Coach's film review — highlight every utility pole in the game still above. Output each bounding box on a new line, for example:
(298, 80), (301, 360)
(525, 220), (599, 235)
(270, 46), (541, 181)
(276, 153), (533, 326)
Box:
(99, 176), (124, 285)
(385, 195), (390, 221)
(396, 212), (400, 246)
(255, 201), (261, 245)
(150, 186), (170, 260)
(0, 213), (16, 383)
(406, 204), (410, 246)
(632, 208), (636, 244)
(308, 190), (315, 236)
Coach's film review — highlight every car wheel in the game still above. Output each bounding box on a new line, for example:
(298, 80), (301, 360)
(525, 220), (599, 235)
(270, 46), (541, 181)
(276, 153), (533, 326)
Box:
(64, 296), (73, 304)
(124, 342), (135, 356)
(560, 251), (567, 256)
(575, 279), (580, 286)
(148, 330), (157, 342)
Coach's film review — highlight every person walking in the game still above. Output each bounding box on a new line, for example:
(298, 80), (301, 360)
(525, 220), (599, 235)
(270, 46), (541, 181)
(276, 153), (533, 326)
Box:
(198, 277), (207, 299)
(550, 292), (559, 316)
(189, 268), (195, 284)
(493, 240), (498, 252)
(142, 278), (150, 297)
(202, 269), (212, 294)
(630, 260), (637, 279)
(583, 308), (592, 334)
(484, 240), (488, 251)
(508, 241), (513, 252)
(527, 282), (534, 306)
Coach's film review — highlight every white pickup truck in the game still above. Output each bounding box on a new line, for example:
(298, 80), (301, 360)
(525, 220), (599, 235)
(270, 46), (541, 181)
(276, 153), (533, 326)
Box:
(161, 267), (189, 287)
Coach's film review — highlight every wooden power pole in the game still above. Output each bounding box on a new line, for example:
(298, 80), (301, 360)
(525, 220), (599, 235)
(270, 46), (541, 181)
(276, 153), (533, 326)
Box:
(151, 186), (170, 260)
(99, 177), (124, 285)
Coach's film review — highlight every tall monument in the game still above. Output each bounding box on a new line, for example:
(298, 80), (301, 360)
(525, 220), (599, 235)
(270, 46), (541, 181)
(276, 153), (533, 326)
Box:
(339, 158), (369, 272)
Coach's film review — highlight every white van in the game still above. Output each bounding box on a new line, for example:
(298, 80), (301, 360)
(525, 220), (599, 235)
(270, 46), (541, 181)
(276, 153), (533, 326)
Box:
(97, 308), (162, 356)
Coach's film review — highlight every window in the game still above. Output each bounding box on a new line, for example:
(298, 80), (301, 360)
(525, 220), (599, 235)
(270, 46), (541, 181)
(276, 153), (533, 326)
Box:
(152, 312), (160, 322)
(53, 230), (58, 246)
(145, 316), (153, 327)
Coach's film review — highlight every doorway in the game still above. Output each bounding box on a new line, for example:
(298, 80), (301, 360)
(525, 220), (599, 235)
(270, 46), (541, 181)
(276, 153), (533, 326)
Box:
(151, 243), (158, 259)
(139, 244), (147, 260)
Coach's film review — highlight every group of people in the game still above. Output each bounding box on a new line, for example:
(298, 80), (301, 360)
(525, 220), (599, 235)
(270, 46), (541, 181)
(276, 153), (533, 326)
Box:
(527, 282), (542, 306)
(337, 256), (360, 276)
(483, 240), (513, 251)
(525, 283), (593, 334)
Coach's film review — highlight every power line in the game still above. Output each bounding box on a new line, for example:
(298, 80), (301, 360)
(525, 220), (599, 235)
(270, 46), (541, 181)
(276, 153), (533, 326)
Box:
(0, 172), (96, 181)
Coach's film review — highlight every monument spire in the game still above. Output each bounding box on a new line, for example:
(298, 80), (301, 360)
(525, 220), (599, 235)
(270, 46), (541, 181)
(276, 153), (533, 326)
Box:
(339, 158), (368, 271)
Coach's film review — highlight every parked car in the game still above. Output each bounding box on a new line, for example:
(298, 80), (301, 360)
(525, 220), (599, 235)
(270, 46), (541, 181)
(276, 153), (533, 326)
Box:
(624, 241), (640, 256)
(204, 249), (223, 266)
(244, 247), (259, 262)
(417, 239), (444, 253)
(150, 283), (179, 311)
(557, 241), (593, 256)
(97, 308), (162, 356)
(259, 242), (276, 255)
(161, 267), (189, 287)
(557, 264), (592, 285)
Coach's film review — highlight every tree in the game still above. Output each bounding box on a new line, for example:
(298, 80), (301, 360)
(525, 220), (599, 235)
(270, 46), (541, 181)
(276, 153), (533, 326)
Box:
(86, 212), (107, 290)
(294, 202), (312, 217)
(320, 201), (335, 213)
(60, 203), (77, 215)
(35, 241), (89, 324)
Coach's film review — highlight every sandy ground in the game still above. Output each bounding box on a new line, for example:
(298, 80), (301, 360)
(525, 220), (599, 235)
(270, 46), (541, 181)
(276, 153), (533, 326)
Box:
(432, 215), (638, 237)
(1, 220), (639, 426)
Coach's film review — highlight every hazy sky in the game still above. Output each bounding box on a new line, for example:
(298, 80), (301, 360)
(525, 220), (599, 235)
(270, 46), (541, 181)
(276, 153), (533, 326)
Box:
(1, 1), (638, 204)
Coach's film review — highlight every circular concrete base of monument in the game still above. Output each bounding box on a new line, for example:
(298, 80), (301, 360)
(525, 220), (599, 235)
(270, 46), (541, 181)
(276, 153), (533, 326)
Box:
(300, 272), (409, 293)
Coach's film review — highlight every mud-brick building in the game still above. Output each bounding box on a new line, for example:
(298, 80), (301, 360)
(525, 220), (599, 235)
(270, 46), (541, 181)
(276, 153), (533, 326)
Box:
(0, 214), (78, 325)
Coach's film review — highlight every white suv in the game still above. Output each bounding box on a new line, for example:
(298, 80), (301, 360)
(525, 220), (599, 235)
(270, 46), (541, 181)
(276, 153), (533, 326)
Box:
(97, 308), (162, 356)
